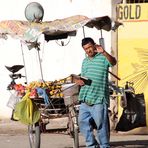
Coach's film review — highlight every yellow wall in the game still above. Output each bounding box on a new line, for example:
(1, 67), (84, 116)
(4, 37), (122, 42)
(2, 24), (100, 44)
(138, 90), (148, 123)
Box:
(117, 3), (148, 132)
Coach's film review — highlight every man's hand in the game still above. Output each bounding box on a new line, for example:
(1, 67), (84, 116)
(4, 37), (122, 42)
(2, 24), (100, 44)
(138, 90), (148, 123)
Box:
(94, 45), (117, 66)
(74, 79), (85, 86)
(95, 44), (105, 54)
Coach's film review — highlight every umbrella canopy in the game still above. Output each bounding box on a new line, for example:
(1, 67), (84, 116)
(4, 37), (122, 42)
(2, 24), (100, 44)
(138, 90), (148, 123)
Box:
(0, 15), (112, 43)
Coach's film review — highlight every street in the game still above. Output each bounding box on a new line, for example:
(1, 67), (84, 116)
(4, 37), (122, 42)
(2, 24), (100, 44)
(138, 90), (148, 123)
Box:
(0, 133), (81, 148)
(1, 119), (148, 148)
(1, 132), (148, 148)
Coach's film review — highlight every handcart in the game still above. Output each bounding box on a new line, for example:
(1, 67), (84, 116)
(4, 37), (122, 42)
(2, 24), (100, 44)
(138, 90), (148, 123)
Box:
(6, 67), (80, 148)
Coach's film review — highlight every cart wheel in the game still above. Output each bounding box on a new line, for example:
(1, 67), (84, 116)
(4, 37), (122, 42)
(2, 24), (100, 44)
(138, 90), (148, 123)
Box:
(73, 124), (79, 148)
(68, 106), (79, 148)
(28, 122), (41, 148)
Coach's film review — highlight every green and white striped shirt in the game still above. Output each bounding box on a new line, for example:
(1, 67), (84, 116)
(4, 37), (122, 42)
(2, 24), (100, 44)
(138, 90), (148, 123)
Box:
(79, 53), (112, 105)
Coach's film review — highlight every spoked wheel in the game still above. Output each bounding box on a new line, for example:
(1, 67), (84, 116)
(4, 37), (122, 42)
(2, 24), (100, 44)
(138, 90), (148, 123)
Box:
(73, 123), (79, 148)
(28, 122), (41, 148)
(67, 106), (79, 148)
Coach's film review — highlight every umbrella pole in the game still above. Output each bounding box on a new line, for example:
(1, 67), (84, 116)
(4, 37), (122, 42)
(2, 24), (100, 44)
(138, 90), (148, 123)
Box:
(37, 47), (44, 81)
(99, 29), (105, 50)
(82, 26), (86, 38)
(20, 42), (28, 84)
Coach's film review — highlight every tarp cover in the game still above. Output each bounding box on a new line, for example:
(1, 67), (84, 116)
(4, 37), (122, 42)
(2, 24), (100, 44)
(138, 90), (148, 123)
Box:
(0, 15), (111, 42)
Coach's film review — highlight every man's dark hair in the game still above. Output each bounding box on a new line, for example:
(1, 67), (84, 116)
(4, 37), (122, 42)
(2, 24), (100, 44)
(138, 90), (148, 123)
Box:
(81, 37), (95, 46)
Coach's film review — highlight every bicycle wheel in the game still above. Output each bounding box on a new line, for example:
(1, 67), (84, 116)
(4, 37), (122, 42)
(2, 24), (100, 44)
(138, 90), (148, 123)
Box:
(73, 123), (79, 148)
(28, 122), (41, 148)
(68, 106), (79, 148)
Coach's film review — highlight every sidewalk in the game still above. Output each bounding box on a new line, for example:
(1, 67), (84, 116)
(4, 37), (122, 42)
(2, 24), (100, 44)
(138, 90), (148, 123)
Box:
(0, 118), (27, 135)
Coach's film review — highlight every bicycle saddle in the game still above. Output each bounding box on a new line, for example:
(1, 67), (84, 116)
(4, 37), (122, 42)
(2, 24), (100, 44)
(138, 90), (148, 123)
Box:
(5, 65), (24, 73)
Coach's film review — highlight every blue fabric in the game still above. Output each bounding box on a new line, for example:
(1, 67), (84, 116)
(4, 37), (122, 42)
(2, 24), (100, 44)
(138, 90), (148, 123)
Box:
(36, 87), (49, 105)
(78, 103), (110, 148)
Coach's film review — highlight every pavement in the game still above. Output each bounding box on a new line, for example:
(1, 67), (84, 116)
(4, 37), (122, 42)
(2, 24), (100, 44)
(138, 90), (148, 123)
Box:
(1, 118), (148, 148)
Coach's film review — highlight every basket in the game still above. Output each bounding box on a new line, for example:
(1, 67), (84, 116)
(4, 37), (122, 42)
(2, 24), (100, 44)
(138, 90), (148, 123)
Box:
(62, 83), (79, 106)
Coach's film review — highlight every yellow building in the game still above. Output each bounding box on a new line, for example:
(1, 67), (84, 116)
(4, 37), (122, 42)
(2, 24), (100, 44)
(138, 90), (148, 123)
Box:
(116, 2), (148, 133)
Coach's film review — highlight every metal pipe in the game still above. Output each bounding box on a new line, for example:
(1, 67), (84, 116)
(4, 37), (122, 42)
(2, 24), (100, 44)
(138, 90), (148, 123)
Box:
(37, 47), (44, 81)
(20, 42), (28, 84)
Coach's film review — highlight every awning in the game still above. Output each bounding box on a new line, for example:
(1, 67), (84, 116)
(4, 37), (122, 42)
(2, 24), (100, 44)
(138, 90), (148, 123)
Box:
(0, 15), (112, 42)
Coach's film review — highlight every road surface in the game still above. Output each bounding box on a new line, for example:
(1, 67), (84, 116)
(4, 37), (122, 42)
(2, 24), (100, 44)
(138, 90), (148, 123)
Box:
(1, 119), (148, 148)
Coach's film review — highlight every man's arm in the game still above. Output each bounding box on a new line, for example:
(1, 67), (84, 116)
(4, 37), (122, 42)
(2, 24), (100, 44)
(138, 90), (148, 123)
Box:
(102, 50), (117, 66)
(95, 45), (117, 66)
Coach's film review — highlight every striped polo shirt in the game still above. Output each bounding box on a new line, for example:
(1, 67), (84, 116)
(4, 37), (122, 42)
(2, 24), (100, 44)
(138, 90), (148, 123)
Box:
(78, 53), (112, 105)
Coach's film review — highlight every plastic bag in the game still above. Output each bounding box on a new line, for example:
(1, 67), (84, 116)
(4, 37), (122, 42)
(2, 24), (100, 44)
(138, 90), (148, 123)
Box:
(14, 91), (40, 125)
(7, 91), (21, 109)
(115, 93), (146, 131)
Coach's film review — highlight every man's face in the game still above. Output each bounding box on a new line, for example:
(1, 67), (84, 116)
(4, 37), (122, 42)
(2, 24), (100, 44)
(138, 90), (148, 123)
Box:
(82, 42), (96, 57)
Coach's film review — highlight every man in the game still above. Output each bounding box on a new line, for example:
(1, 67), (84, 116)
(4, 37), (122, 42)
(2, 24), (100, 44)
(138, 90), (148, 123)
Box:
(75, 37), (117, 148)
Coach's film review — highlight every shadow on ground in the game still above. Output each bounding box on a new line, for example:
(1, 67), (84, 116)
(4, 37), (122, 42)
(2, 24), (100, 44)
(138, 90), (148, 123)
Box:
(110, 140), (148, 148)
(65, 140), (148, 148)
